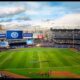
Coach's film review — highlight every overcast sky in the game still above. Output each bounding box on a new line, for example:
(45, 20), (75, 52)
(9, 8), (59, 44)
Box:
(0, 1), (80, 22)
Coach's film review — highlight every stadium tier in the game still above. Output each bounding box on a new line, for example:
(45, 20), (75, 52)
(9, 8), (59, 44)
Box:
(50, 29), (80, 50)
(0, 29), (80, 50)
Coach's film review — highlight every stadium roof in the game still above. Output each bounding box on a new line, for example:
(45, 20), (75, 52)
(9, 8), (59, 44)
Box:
(51, 13), (80, 29)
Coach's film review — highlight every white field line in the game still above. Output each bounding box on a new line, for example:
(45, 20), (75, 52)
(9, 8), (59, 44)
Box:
(37, 51), (42, 68)
(0, 64), (80, 70)
(0, 53), (14, 65)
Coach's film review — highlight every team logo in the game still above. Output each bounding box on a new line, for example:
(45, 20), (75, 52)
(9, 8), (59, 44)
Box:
(11, 32), (19, 38)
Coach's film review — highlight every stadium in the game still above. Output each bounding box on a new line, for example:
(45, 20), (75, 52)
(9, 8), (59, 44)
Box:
(0, 2), (80, 79)
(0, 13), (80, 79)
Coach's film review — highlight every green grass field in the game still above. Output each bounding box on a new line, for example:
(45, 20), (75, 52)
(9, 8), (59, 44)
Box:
(0, 47), (80, 78)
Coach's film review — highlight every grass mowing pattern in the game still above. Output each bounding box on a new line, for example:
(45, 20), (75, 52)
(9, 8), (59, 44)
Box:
(0, 47), (80, 78)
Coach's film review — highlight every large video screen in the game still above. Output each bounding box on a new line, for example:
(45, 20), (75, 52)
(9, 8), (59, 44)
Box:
(6, 31), (23, 39)
(26, 39), (34, 45)
(0, 41), (8, 47)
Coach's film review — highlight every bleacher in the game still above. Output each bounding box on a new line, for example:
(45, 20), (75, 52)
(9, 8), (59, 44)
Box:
(51, 29), (80, 50)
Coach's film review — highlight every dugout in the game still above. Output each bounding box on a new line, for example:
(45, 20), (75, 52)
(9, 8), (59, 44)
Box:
(9, 42), (27, 49)
(8, 39), (27, 49)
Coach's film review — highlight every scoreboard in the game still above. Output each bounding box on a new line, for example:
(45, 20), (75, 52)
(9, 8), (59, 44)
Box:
(0, 41), (9, 47)
(26, 39), (34, 45)
(6, 30), (23, 39)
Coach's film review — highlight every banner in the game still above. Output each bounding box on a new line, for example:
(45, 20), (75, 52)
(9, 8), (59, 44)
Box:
(23, 33), (33, 38)
(37, 34), (44, 39)
(0, 34), (6, 38)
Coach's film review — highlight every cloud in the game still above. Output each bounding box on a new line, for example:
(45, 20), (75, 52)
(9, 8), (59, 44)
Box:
(25, 4), (69, 20)
(16, 16), (31, 20)
(25, 2), (80, 18)
(6, 2), (80, 14)
(0, 2), (80, 23)
(54, 13), (80, 23)
(0, 6), (25, 18)
(0, 2), (69, 22)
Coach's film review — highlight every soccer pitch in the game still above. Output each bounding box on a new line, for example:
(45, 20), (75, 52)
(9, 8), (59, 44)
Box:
(0, 47), (80, 78)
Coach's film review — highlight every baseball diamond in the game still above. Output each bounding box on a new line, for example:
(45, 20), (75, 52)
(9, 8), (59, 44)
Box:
(0, 47), (80, 78)
(0, 1), (80, 79)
